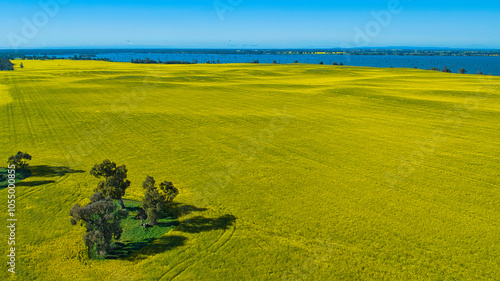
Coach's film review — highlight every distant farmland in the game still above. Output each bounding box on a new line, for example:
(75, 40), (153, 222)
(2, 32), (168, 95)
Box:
(1, 60), (499, 280)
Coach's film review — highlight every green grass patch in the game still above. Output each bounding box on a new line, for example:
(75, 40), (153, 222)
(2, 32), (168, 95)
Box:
(0, 168), (31, 189)
(107, 199), (178, 259)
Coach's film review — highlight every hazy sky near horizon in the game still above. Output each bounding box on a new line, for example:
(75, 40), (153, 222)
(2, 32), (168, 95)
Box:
(0, 0), (499, 49)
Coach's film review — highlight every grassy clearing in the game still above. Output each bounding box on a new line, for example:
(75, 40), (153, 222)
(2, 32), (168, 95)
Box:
(0, 168), (30, 189)
(107, 200), (178, 259)
(0, 60), (499, 280)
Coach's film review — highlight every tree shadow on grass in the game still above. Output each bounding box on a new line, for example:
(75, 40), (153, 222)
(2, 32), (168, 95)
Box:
(109, 235), (187, 260)
(16, 180), (55, 187)
(124, 205), (141, 213)
(168, 203), (208, 217)
(176, 214), (236, 234)
(29, 165), (85, 177)
(0, 169), (31, 189)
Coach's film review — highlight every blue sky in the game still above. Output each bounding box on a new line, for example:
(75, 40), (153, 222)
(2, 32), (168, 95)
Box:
(0, 0), (499, 49)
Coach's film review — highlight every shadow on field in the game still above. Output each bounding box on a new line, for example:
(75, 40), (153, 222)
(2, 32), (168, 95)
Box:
(110, 235), (187, 261)
(0, 169), (31, 189)
(16, 180), (55, 187)
(176, 214), (236, 234)
(170, 203), (208, 217)
(29, 165), (85, 177)
(124, 205), (141, 213)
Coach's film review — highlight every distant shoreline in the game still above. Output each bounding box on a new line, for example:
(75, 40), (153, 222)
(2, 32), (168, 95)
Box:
(3, 50), (500, 76)
(0, 48), (499, 57)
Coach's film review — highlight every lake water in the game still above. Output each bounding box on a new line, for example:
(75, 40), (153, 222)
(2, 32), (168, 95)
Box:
(47, 52), (500, 75)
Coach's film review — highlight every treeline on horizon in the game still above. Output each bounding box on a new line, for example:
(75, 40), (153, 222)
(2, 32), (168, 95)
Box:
(131, 58), (193, 64)
(0, 56), (496, 75)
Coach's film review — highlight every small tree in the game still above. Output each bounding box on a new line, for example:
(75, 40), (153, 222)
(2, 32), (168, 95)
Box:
(459, 68), (467, 74)
(142, 176), (179, 225)
(332, 62), (338, 65)
(159, 180), (179, 203)
(319, 61), (324, 65)
(442, 66), (451, 73)
(20, 63), (24, 69)
(70, 192), (128, 259)
(8, 152), (32, 170)
(272, 60), (277, 64)
(339, 62), (343, 66)
(90, 160), (131, 209)
(294, 60), (299, 63)
(430, 67), (439, 71)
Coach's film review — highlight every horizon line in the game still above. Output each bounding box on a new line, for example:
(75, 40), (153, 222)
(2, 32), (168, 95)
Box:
(1, 46), (500, 51)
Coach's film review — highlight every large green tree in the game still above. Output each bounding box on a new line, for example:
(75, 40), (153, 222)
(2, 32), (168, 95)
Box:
(142, 176), (179, 225)
(70, 192), (128, 259)
(90, 160), (131, 208)
(7, 151), (32, 170)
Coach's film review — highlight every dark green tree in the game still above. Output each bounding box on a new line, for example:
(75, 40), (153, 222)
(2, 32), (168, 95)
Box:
(0, 58), (14, 71)
(7, 152), (32, 170)
(70, 192), (128, 259)
(319, 61), (324, 65)
(459, 68), (467, 74)
(442, 66), (452, 73)
(20, 63), (24, 69)
(142, 176), (179, 225)
(90, 160), (131, 208)
(159, 180), (179, 203)
(134, 207), (148, 222)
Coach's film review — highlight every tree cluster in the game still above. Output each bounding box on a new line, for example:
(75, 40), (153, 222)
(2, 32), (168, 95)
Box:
(142, 176), (179, 225)
(0, 58), (14, 71)
(131, 58), (192, 64)
(442, 66), (452, 73)
(71, 55), (111, 61)
(70, 192), (128, 259)
(70, 159), (180, 259)
(90, 159), (131, 209)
